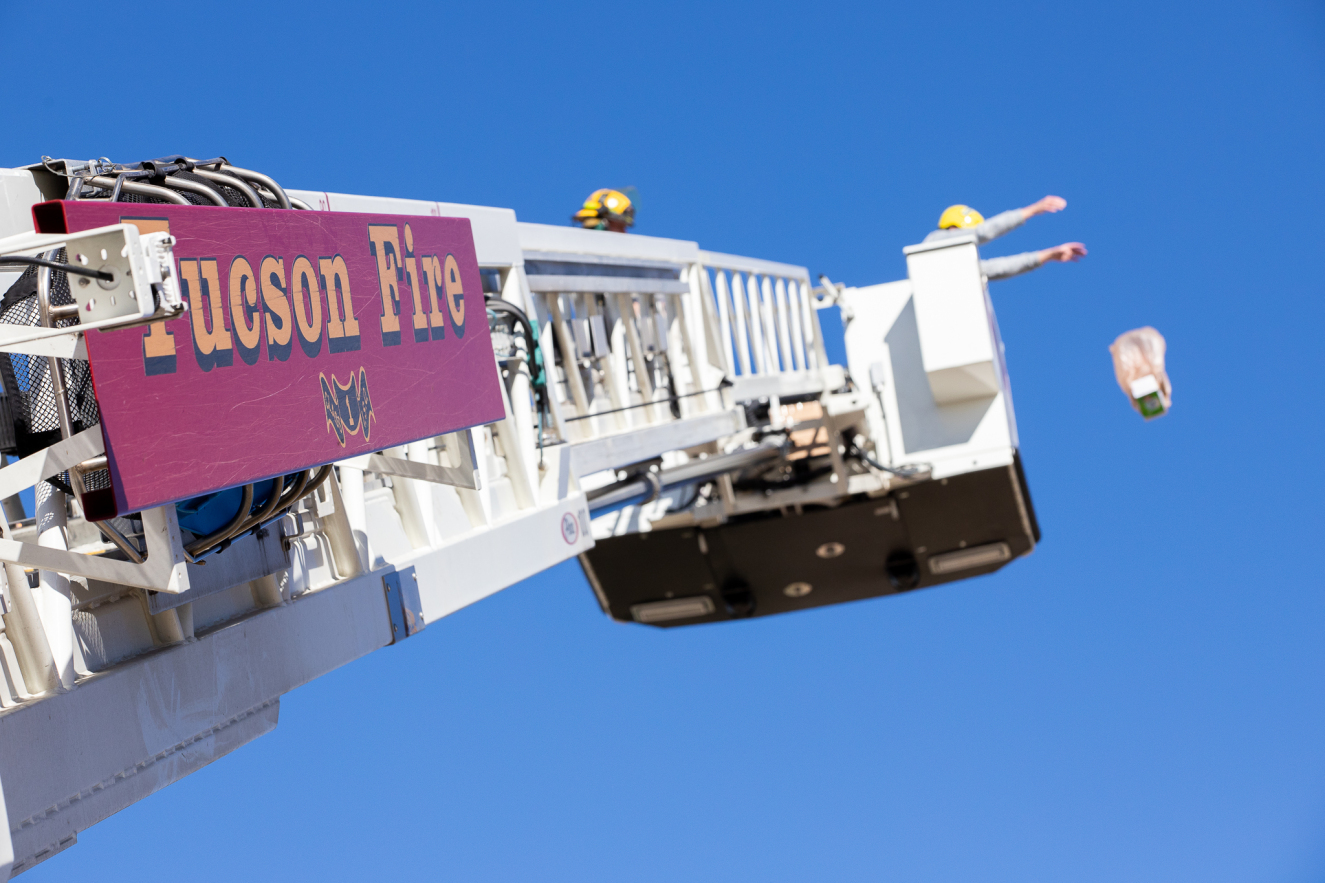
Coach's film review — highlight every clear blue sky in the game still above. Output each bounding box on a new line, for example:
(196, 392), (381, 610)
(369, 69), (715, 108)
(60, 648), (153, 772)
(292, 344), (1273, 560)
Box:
(6, 1), (1325, 879)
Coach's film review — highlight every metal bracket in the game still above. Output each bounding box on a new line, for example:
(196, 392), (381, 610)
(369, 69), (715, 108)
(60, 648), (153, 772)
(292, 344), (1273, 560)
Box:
(0, 224), (182, 356)
(382, 566), (424, 645)
(343, 430), (481, 490)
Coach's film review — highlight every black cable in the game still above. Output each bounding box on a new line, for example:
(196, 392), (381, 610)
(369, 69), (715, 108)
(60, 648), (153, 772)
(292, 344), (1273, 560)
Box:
(846, 439), (927, 477)
(0, 256), (113, 282)
(563, 385), (725, 422)
(484, 296), (546, 389)
(486, 295), (551, 457)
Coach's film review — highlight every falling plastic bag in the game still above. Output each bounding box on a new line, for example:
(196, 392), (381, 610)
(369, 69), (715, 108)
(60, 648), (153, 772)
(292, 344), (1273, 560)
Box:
(1109, 327), (1171, 420)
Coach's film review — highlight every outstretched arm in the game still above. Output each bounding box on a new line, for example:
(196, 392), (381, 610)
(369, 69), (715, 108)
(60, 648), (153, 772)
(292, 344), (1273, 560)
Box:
(973, 196), (1065, 244)
(1020, 195), (1067, 220)
(936, 196), (1074, 245)
(1037, 242), (1087, 263)
(981, 242), (1087, 281)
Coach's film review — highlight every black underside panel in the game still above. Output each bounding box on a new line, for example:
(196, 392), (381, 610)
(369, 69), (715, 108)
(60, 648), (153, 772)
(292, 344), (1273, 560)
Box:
(582, 461), (1038, 627)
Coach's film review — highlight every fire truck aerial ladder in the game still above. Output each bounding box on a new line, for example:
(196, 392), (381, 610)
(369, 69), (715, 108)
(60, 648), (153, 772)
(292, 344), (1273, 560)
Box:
(0, 157), (1038, 877)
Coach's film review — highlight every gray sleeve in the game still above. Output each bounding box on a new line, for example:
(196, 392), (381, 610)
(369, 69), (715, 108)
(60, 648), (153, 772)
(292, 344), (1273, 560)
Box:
(973, 209), (1027, 245)
(980, 251), (1044, 281)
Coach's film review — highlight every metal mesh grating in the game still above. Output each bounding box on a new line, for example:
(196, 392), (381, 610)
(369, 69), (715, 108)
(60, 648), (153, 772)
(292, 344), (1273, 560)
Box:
(0, 252), (103, 464)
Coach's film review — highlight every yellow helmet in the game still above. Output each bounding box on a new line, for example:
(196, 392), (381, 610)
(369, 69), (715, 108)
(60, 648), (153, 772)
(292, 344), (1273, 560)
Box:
(938, 204), (985, 229)
(572, 188), (636, 229)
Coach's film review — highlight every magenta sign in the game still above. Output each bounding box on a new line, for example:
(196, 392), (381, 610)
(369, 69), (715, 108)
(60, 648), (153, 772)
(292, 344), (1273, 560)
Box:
(37, 201), (506, 517)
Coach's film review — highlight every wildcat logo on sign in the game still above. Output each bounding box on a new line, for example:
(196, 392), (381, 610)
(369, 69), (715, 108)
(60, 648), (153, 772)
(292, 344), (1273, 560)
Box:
(320, 369), (375, 446)
(35, 200), (506, 518)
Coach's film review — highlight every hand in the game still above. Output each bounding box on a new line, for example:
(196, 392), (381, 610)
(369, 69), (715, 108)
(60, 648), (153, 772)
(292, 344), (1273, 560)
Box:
(1038, 242), (1087, 263)
(1024, 195), (1067, 218)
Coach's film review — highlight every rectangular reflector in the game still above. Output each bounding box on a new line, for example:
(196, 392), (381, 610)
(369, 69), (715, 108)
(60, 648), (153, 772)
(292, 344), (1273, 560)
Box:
(40, 201), (506, 517)
(630, 596), (716, 624)
(927, 542), (1012, 575)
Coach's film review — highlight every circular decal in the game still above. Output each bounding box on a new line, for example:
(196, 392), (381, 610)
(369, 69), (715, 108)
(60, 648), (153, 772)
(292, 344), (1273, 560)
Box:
(561, 512), (580, 545)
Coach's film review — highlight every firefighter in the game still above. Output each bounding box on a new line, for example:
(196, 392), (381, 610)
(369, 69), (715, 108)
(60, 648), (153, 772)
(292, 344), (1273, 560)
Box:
(925, 195), (1087, 281)
(572, 188), (635, 232)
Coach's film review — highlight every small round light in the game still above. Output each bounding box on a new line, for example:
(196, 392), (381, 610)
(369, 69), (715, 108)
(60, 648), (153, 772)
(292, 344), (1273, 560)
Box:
(815, 542), (845, 559)
(784, 581), (813, 598)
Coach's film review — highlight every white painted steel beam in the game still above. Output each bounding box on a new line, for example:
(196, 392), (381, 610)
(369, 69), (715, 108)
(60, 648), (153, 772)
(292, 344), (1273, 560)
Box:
(569, 411), (745, 476)
(0, 486), (593, 878)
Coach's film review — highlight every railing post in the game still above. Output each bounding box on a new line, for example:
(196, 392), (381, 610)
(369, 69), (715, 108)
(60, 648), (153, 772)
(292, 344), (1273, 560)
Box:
(761, 275), (782, 372)
(490, 367), (537, 511)
(586, 294), (629, 433)
(784, 276), (806, 371)
(336, 462), (370, 566)
(546, 293), (592, 439)
(773, 277), (794, 372)
(731, 272), (754, 375)
(798, 279), (826, 370)
(616, 293), (662, 423)
(386, 445), (430, 549)
(516, 267), (569, 444)
(323, 469), (366, 578)
(713, 269), (738, 375)
(499, 269), (544, 495)
(671, 285), (707, 415)
(0, 558), (60, 696)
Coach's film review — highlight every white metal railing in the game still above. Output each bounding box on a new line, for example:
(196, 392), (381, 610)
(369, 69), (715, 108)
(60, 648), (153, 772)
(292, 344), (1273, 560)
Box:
(696, 250), (827, 381)
(522, 243), (835, 461)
